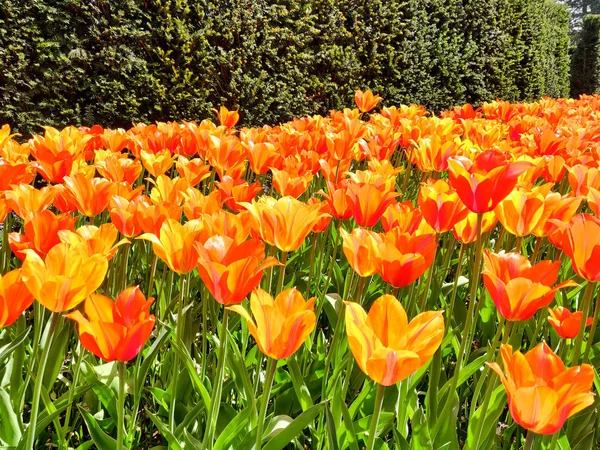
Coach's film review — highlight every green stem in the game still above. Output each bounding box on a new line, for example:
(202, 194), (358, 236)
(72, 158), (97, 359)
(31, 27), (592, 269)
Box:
(147, 253), (158, 298)
(305, 234), (318, 299)
(524, 430), (536, 450)
(276, 252), (288, 294)
(203, 309), (229, 449)
(62, 343), (84, 447)
(366, 384), (386, 450)
(571, 281), (596, 365)
(25, 311), (60, 450)
(446, 243), (465, 330)
(169, 275), (186, 434)
(117, 361), (127, 450)
(582, 285), (600, 363)
(119, 241), (131, 293)
(255, 358), (277, 450)
(417, 239), (438, 313)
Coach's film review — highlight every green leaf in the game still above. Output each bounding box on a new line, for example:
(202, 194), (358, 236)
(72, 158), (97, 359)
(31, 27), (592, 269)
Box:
(146, 409), (184, 450)
(410, 408), (432, 450)
(262, 402), (325, 450)
(214, 404), (255, 450)
(171, 340), (211, 411)
(79, 407), (121, 450)
(0, 327), (29, 365)
(325, 403), (340, 450)
(137, 327), (169, 390)
(287, 356), (314, 412)
(0, 387), (21, 445)
(465, 386), (507, 450)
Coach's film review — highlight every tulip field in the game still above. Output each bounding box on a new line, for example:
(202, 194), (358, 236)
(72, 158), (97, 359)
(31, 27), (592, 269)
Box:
(1, 91), (600, 450)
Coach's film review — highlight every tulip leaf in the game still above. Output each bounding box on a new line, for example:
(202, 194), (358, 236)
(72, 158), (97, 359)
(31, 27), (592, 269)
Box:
(226, 329), (257, 410)
(336, 398), (360, 450)
(81, 361), (118, 422)
(42, 318), (70, 390)
(0, 387), (21, 446)
(262, 402), (325, 450)
(0, 326), (30, 365)
(287, 356), (314, 412)
(465, 385), (506, 450)
(171, 340), (211, 410)
(214, 404), (255, 450)
(566, 396), (598, 450)
(175, 401), (205, 437)
(145, 409), (184, 450)
(557, 434), (572, 450)
(410, 408), (432, 450)
(78, 406), (122, 450)
(325, 402), (340, 450)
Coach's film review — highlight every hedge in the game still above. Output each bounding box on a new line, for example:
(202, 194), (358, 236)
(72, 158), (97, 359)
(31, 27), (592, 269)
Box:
(571, 14), (600, 97)
(0, 0), (571, 135)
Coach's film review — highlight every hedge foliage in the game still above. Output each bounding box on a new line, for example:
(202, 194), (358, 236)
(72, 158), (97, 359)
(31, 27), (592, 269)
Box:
(0, 0), (571, 135)
(571, 14), (600, 97)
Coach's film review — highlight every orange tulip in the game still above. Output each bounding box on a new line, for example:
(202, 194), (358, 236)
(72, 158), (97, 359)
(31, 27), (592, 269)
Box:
(270, 167), (313, 198)
(381, 201), (424, 234)
(375, 229), (437, 288)
(135, 196), (182, 236)
(228, 288), (316, 359)
(340, 228), (383, 277)
(488, 343), (594, 435)
(418, 179), (468, 233)
(217, 176), (262, 213)
(0, 158), (34, 191)
(9, 210), (76, 260)
(213, 106), (240, 128)
(345, 294), (444, 386)
(494, 184), (554, 237)
(241, 196), (328, 252)
(306, 198), (333, 233)
(59, 224), (128, 260)
(244, 141), (282, 175)
(196, 236), (280, 305)
(4, 184), (55, 221)
(481, 250), (577, 321)
(66, 286), (155, 362)
(557, 214), (600, 282)
(530, 192), (582, 238)
(452, 210), (497, 244)
(0, 269), (35, 328)
(201, 210), (253, 245)
(63, 174), (115, 218)
(94, 151), (142, 185)
(138, 218), (207, 274)
(109, 195), (143, 237)
(148, 174), (188, 207)
(345, 180), (399, 228)
(205, 135), (246, 180)
(181, 188), (224, 220)
(548, 306), (594, 339)
(141, 148), (177, 178)
(21, 243), (109, 312)
(176, 156), (211, 186)
(354, 89), (382, 113)
(318, 181), (353, 220)
(412, 135), (460, 173)
(447, 150), (532, 213)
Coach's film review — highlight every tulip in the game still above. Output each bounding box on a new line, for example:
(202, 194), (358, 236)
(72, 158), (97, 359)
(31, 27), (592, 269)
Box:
(95, 151), (142, 185)
(354, 89), (382, 113)
(141, 148), (176, 178)
(196, 236), (280, 305)
(494, 184), (553, 237)
(4, 184), (55, 221)
(447, 150), (532, 213)
(135, 195), (182, 236)
(548, 306), (594, 339)
(345, 181), (398, 228)
(340, 228), (382, 277)
(558, 214), (600, 282)
(241, 196), (329, 252)
(21, 242), (109, 312)
(481, 250), (577, 321)
(488, 343), (595, 435)
(63, 174), (115, 218)
(375, 229), (437, 288)
(59, 223), (128, 260)
(318, 181), (353, 220)
(452, 210), (497, 244)
(176, 156), (211, 186)
(418, 179), (468, 233)
(228, 288), (316, 359)
(345, 294), (444, 386)
(381, 201), (424, 234)
(217, 176), (262, 213)
(213, 106), (240, 128)
(270, 167), (313, 198)
(0, 269), (35, 328)
(66, 286), (155, 362)
(9, 210), (76, 261)
(138, 218), (207, 274)
(182, 188), (224, 220)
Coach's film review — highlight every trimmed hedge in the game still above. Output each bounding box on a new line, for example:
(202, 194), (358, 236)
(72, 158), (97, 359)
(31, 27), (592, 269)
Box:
(571, 14), (600, 97)
(0, 0), (571, 135)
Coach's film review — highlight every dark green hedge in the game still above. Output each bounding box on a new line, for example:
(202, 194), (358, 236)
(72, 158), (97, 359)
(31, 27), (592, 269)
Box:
(571, 14), (600, 97)
(0, 0), (571, 135)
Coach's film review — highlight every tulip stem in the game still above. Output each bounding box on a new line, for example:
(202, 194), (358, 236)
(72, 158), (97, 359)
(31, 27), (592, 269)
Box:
(571, 281), (596, 365)
(417, 240), (438, 313)
(117, 361), (127, 449)
(169, 275), (186, 433)
(524, 430), (536, 450)
(255, 357), (277, 449)
(26, 311), (60, 450)
(203, 308), (229, 449)
(446, 243), (465, 329)
(366, 384), (386, 450)
(582, 284), (600, 363)
(276, 252), (288, 294)
(147, 254), (158, 298)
